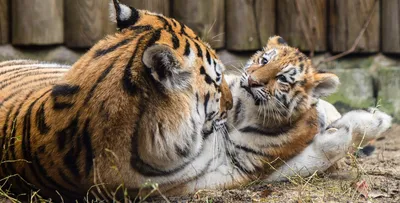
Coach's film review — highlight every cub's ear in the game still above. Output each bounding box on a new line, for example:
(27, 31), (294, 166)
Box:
(109, 0), (140, 30)
(267, 36), (288, 47)
(143, 44), (192, 91)
(312, 71), (340, 98)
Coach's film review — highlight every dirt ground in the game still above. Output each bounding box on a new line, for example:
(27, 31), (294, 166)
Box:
(160, 124), (400, 203)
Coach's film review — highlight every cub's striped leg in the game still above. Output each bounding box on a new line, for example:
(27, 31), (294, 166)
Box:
(266, 108), (392, 182)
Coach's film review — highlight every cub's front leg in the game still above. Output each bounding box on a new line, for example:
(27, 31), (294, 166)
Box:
(267, 108), (392, 181)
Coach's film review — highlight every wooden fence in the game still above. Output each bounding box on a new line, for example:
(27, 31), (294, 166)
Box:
(0, 0), (399, 54)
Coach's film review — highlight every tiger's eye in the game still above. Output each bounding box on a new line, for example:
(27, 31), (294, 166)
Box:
(260, 58), (268, 65)
(277, 75), (288, 83)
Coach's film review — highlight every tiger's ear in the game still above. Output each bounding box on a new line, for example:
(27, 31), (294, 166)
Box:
(267, 36), (288, 47)
(312, 71), (340, 98)
(143, 44), (192, 91)
(109, 0), (140, 30)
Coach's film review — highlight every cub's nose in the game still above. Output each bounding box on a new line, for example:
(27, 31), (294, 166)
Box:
(248, 76), (262, 88)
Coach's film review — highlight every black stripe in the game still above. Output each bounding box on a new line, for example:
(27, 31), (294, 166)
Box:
(183, 39), (191, 56)
(35, 100), (50, 134)
(82, 119), (94, 177)
(200, 66), (214, 85)
(52, 102), (74, 110)
(299, 63), (304, 73)
(94, 38), (133, 58)
(178, 21), (188, 36)
(129, 25), (153, 32)
(51, 84), (80, 110)
(195, 93), (200, 115)
(122, 30), (161, 95)
(234, 98), (243, 124)
(239, 125), (292, 136)
(194, 41), (203, 58)
(170, 31), (180, 49)
(231, 155), (253, 174)
(203, 92), (210, 117)
(64, 147), (81, 178)
(171, 19), (178, 27)
(84, 62), (114, 105)
(206, 50), (212, 65)
(155, 15), (172, 30)
(57, 118), (79, 151)
(51, 84), (80, 97)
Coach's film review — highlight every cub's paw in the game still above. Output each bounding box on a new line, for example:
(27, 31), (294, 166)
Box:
(366, 107), (392, 134)
(341, 108), (392, 148)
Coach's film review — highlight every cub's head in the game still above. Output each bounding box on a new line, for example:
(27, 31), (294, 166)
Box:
(108, 0), (232, 132)
(240, 36), (339, 120)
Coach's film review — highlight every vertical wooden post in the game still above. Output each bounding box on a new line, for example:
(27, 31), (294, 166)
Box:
(226, 0), (275, 51)
(329, 0), (380, 53)
(173, 0), (225, 49)
(12, 0), (64, 45)
(0, 0), (9, 44)
(277, 0), (327, 52)
(65, 0), (112, 48)
(255, 0), (276, 47)
(120, 0), (170, 16)
(382, 0), (400, 53)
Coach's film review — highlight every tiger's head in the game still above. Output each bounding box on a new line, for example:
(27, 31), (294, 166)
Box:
(240, 36), (339, 122)
(86, 0), (233, 134)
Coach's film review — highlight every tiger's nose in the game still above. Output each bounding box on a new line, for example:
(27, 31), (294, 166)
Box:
(248, 76), (262, 88)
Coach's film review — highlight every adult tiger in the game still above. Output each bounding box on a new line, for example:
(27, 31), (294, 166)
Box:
(0, 0), (233, 201)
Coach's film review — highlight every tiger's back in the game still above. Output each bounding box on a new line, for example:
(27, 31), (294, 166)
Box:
(0, 60), (69, 101)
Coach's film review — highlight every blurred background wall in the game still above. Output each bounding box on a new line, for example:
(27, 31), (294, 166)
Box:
(0, 0), (399, 120)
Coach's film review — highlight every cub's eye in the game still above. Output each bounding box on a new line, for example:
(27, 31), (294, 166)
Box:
(259, 57), (268, 65)
(277, 75), (288, 83)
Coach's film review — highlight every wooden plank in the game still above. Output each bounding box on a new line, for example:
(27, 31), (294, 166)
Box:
(329, 0), (380, 53)
(382, 0), (400, 53)
(0, 0), (9, 44)
(120, 0), (170, 16)
(173, 0), (225, 49)
(277, 0), (327, 52)
(12, 0), (64, 45)
(226, 0), (275, 51)
(255, 0), (276, 47)
(65, 0), (112, 48)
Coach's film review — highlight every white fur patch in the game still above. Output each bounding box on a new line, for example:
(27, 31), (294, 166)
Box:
(109, 1), (131, 22)
(119, 4), (132, 21)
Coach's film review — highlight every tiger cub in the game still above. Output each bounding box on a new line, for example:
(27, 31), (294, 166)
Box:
(224, 36), (392, 181)
(0, 0), (232, 201)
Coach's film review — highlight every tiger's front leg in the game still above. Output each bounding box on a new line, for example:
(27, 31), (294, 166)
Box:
(266, 108), (392, 182)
